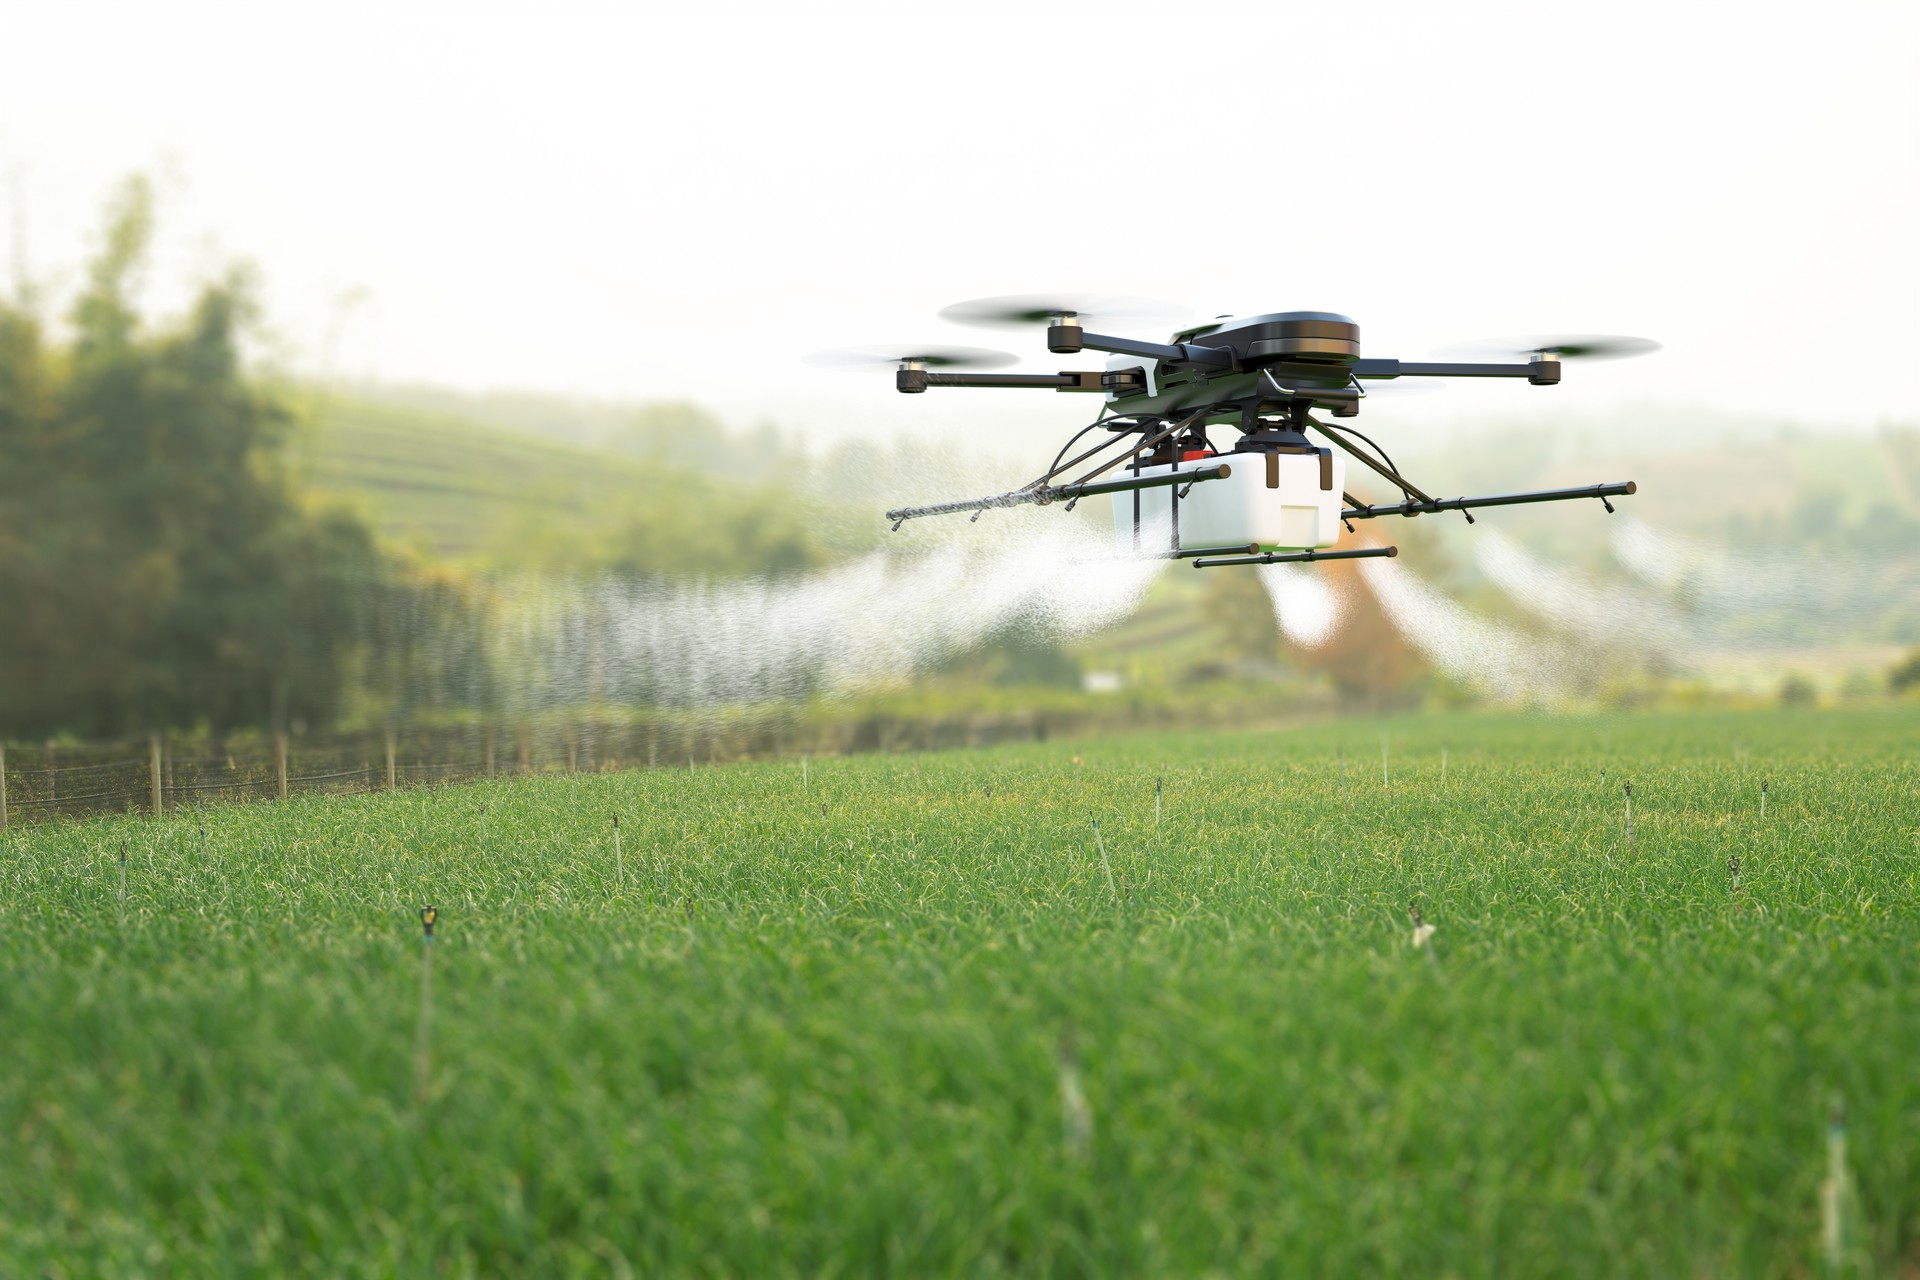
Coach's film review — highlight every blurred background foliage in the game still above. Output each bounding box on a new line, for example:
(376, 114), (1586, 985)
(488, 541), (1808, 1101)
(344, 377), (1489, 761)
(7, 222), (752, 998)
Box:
(3, 178), (1917, 745)
(0, 177), (383, 739)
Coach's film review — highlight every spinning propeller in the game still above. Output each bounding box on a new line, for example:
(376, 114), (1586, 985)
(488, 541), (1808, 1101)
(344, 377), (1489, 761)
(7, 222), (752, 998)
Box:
(805, 345), (1019, 371)
(1433, 334), (1661, 361)
(939, 293), (1191, 331)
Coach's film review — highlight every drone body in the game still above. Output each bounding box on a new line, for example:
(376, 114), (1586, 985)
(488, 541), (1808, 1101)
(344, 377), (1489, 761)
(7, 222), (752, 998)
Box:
(812, 298), (1655, 568)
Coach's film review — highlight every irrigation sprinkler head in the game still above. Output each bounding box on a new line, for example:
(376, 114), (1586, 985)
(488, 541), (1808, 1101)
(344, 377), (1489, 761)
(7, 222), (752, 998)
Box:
(420, 905), (438, 939)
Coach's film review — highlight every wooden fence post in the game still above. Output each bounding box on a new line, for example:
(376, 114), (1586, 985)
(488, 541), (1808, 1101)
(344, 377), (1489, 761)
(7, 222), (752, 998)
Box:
(275, 731), (289, 801)
(385, 729), (398, 790)
(149, 733), (163, 817)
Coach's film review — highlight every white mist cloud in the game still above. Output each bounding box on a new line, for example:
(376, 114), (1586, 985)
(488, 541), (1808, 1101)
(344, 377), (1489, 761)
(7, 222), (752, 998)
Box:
(1258, 564), (1342, 649)
(1357, 552), (1568, 700)
(489, 522), (1163, 711)
(1475, 528), (1687, 665)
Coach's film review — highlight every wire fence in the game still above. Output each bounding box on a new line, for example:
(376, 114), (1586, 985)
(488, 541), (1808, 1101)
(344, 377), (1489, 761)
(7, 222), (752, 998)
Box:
(0, 699), (1261, 829)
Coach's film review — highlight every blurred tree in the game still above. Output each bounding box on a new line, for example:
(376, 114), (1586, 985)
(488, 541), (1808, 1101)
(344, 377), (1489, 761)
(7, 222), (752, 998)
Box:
(0, 177), (387, 738)
(1779, 672), (1818, 707)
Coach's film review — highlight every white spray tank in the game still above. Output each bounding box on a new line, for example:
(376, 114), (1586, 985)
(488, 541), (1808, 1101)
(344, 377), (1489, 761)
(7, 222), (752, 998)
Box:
(1112, 444), (1345, 555)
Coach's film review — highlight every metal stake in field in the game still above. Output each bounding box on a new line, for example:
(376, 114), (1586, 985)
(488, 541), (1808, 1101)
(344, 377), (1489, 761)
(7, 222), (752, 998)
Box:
(1381, 733), (1389, 788)
(1091, 818), (1118, 904)
(1624, 781), (1634, 851)
(1761, 777), (1768, 823)
(415, 905), (438, 1101)
(612, 813), (623, 888)
(1821, 1097), (1856, 1273)
(118, 840), (127, 924)
(1409, 901), (1439, 971)
(802, 754), (808, 792)
(1155, 776), (1162, 827)
(1057, 1029), (1092, 1164)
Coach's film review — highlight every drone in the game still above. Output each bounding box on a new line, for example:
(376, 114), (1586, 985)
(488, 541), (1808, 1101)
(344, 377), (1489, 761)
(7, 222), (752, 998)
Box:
(811, 295), (1657, 568)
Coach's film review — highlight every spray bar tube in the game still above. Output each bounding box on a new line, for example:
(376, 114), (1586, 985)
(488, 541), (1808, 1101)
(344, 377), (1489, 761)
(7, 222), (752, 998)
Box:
(1192, 545), (1399, 569)
(887, 463), (1232, 528)
(1146, 543), (1258, 561)
(1344, 481), (1635, 522)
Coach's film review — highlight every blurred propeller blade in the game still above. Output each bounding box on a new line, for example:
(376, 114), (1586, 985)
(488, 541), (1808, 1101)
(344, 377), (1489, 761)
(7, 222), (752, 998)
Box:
(1433, 334), (1662, 361)
(939, 293), (1192, 331)
(805, 344), (1020, 371)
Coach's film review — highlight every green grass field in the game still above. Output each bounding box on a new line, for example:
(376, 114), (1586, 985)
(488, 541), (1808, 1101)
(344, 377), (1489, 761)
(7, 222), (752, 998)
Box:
(3, 707), (1917, 1275)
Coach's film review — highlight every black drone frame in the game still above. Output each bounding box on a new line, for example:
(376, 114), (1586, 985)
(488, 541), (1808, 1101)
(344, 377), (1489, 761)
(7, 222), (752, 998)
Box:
(879, 310), (1639, 567)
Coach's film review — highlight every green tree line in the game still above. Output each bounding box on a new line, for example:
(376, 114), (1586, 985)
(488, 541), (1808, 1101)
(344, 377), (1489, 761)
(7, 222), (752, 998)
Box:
(0, 177), (393, 739)
(0, 179), (878, 742)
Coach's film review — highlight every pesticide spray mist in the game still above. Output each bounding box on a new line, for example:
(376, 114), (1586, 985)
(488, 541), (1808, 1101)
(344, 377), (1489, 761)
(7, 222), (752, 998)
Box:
(483, 519), (1160, 714)
(395, 493), (1902, 722)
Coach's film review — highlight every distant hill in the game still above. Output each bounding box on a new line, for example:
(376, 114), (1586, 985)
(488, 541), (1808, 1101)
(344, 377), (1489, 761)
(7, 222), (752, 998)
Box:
(291, 384), (1920, 691)
(287, 392), (872, 574)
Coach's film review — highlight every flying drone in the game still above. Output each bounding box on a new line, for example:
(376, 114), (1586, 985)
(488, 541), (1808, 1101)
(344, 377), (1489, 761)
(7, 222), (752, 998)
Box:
(811, 295), (1657, 568)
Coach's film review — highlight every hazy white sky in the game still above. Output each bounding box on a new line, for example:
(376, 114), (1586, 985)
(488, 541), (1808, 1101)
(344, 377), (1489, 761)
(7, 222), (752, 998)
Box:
(3, 0), (1916, 449)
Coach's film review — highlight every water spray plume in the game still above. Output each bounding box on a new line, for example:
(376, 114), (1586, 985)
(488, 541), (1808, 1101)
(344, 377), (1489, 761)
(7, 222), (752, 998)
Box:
(1476, 529), (1685, 669)
(492, 521), (1158, 714)
(1257, 563), (1342, 647)
(1358, 551), (1567, 699)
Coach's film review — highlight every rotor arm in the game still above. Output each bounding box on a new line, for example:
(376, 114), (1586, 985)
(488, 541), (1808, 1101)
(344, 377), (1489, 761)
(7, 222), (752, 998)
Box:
(897, 367), (1144, 394)
(1353, 356), (1562, 386)
(1045, 323), (1236, 371)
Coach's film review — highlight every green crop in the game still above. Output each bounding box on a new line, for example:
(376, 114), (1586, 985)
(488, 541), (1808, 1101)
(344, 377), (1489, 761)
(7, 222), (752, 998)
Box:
(1, 707), (1915, 1276)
